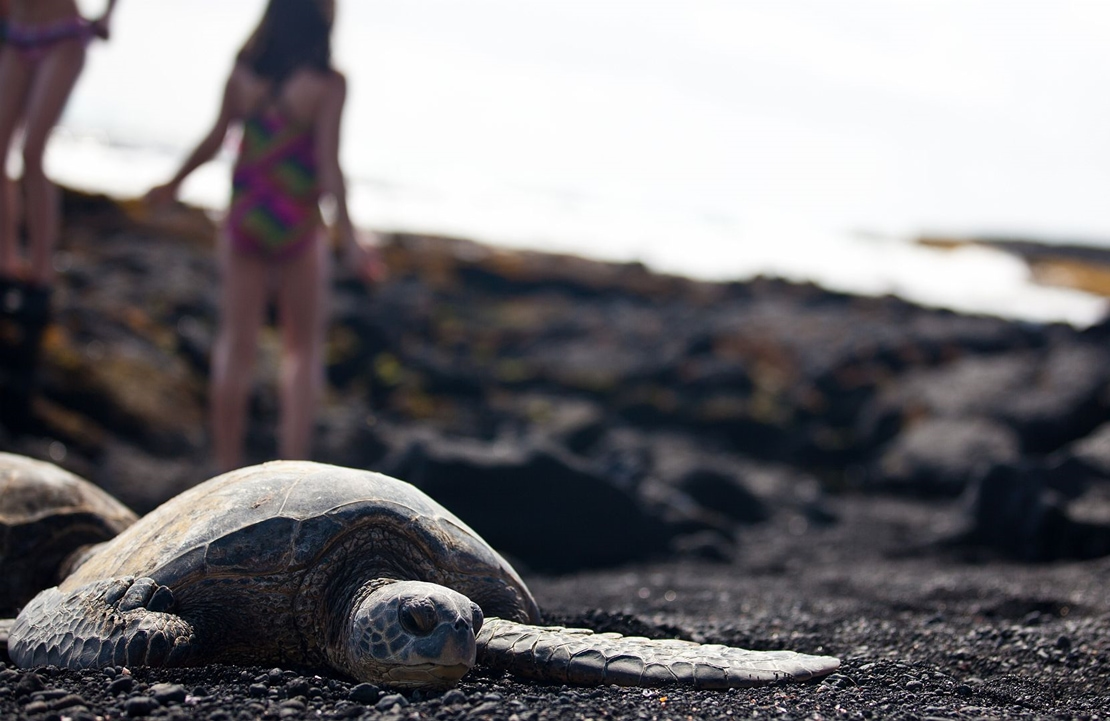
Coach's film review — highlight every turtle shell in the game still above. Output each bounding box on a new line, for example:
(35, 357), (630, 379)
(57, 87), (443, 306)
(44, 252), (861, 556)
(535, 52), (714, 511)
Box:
(0, 453), (137, 614)
(62, 461), (540, 664)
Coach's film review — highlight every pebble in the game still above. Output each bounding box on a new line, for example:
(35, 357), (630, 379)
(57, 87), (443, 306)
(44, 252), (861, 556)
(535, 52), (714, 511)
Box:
(441, 683), (468, 701)
(125, 696), (158, 717)
(38, 688), (71, 701)
(108, 675), (135, 694)
(248, 683), (269, 698)
(285, 678), (310, 698)
(331, 703), (365, 718)
(23, 700), (50, 715)
(348, 682), (381, 703)
(54, 693), (88, 710)
(376, 693), (409, 710)
(471, 700), (502, 715)
(150, 682), (187, 705)
(15, 672), (45, 696)
(821, 673), (854, 689)
(442, 688), (468, 705)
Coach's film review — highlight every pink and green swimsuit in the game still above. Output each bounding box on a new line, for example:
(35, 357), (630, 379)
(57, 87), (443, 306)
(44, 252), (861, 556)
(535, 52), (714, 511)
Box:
(228, 105), (321, 260)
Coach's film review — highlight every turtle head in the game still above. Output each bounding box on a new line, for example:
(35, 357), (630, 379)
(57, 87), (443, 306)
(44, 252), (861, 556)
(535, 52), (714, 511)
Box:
(336, 580), (484, 688)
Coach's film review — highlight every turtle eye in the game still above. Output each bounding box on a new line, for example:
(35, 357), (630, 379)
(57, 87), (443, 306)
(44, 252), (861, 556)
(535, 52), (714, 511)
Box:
(470, 603), (484, 635)
(399, 597), (439, 635)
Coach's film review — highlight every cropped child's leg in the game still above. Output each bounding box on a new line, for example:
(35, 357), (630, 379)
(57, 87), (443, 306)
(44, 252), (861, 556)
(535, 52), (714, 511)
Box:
(0, 48), (32, 278)
(210, 239), (270, 471)
(20, 38), (86, 286)
(275, 235), (329, 461)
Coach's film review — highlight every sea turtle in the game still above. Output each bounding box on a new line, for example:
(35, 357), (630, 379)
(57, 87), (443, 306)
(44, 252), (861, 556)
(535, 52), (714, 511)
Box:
(7, 461), (839, 689)
(0, 452), (137, 616)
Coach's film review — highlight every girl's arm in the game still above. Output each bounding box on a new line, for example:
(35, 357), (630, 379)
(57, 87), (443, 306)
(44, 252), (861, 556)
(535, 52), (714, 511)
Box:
(147, 71), (239, 204)
(315, 72), (385, 281)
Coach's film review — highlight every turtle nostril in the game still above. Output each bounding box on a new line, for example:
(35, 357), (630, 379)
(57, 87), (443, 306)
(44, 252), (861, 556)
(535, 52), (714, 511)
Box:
(399, 598), (438, 635)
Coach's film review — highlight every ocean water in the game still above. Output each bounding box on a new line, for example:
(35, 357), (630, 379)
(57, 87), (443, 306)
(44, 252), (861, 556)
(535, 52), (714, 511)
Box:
(37, 1), (1110, 325)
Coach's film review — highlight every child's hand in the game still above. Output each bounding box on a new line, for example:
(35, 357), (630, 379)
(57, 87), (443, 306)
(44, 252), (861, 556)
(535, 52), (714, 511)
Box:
(345, 231), (388, 284)
(91, 17), (111, 40)
(144, 183), (179, 208)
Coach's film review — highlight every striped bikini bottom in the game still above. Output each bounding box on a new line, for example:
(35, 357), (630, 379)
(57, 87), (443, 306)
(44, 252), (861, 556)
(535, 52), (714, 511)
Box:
(3, 17), (93, 64)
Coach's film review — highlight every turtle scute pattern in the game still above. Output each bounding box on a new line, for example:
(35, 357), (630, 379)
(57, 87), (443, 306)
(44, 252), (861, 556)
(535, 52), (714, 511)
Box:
(477, 619), (840, 689)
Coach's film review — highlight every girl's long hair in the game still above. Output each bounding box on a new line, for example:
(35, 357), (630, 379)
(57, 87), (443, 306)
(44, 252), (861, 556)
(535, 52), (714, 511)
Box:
(238, 0), (332, 86)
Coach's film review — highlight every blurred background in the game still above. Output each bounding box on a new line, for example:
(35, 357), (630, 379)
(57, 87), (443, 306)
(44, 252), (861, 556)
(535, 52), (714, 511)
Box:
(51, 0), (1110, 325)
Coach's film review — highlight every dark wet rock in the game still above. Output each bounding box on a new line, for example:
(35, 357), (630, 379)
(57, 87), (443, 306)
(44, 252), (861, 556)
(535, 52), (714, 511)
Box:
(379, 429), (674, 571)
(871, 418), (1021, 496)
(1046, 421), (1110, 494)
(313, 400), (390, 472)
(954, 463), (1110, 561)
(671, 467), (768, 524)
(861, 342), (1110, 456)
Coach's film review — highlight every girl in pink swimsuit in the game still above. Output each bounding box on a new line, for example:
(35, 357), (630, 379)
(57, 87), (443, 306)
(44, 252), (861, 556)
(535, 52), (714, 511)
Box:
(0, 0), (117, 430)
(148, 0), (384, 472)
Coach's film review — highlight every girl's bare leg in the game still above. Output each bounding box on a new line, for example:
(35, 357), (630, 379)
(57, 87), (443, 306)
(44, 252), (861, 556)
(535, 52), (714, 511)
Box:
(275, 236), (329, 460)
(0, 49), (33, 278)
(210, 240), (270, 472)
(20, 39), (86, 286)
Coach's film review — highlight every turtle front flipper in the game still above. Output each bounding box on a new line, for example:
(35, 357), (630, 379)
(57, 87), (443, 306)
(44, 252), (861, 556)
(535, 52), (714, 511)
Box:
(8, 577), (196, 670)
(477, 618), (840, 689)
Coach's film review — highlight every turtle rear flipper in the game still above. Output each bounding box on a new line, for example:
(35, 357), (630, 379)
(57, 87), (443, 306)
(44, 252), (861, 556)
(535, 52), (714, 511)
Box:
(9, 577), (196, 669)
(477, 618), (840, 689)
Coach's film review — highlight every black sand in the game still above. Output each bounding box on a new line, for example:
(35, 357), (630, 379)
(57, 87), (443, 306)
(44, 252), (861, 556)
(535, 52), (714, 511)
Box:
(3, 496), (1109, 718)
